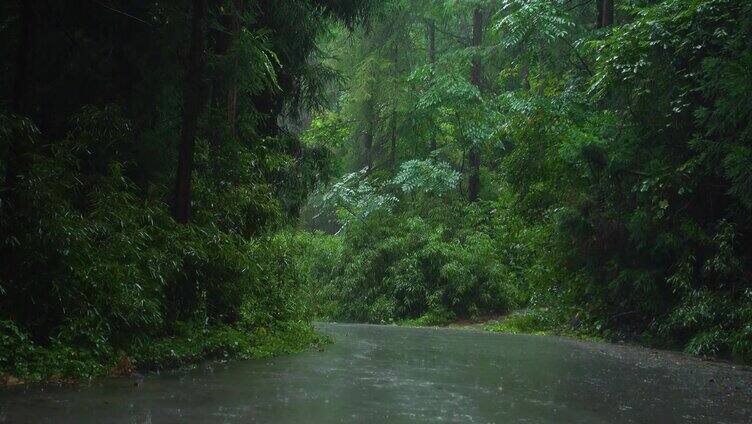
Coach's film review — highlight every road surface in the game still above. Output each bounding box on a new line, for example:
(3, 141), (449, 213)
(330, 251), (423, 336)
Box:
(1, 323), (751, 423)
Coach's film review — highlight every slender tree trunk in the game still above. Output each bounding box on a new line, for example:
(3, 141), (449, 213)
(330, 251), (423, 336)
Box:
(521, 64), (531, 91)
(470, 9), (483, 89)
(603, 0), (614, 27)
(596, 0), (604, 28)
(458, 148), (467, 197)
(596, 0), (614, 28)
(468, 7), (483, 203)
(6, 0), (36, 192)
(11, 0), (33, 115)
(208, 28), (229, 150)
(390, 42), (399, 169)
(2, 0), (35, 300)
(427, 19), (436, 65)
(361, 98), (375, 171)
(226, 0), (243, 132)
(467, 148), (481, 201)
(208, 81), (224, 149)
(390, 113), (397, 168)
(427, 19), (437, 153)
(173, 0), (208, 224)
(362, 126), (373, 171)
(209, 0), (243, 149)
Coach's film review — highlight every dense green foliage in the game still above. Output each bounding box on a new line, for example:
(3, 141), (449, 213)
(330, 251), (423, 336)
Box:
(1, 0), (751, 382)
(303, 0), (752, 362)
(0, 1), (370, 381)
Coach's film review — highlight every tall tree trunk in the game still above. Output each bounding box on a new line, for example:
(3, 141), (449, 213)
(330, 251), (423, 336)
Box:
(468, 7), (483, 203)
(11, 0), (34, 116)
(6, 0), (36, 192)
(603, 0), (614, 27)
(470, 9), (483, 89)
(361, 99), (375, 171)
(427, 19), (437, 153)
(596, 0), (614, 28)
(390, 42), (399, 169)
(458, 148), (466, 197)
(1, 0), (36, 303)
(521, 64), (531, 91)
(596, 0), (604, 28)
(173, 0), (208, 224)
(208, 81), (224, 150)
(226, 0), (243, 132)
(427, 19), (436, 65)
(209, 0), (243, 149)
(362, 125), (374, 171)
(390, 113), (397, 168)
(208, 25), (229, 149)
(467, 148), (481, 201)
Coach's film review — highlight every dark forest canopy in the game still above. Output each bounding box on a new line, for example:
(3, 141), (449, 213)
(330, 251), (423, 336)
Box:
(1, 0), (751, 382)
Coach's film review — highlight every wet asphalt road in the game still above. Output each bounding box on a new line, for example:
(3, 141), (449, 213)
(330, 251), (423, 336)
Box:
(1, 323), (751, 423)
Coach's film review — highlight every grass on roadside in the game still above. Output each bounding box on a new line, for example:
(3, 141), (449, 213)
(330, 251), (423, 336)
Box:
(1, 320), (328, 386)
(395, 307), (604, 343)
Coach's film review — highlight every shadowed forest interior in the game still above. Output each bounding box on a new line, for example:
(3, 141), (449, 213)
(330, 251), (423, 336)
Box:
(1, 0), (751, 382)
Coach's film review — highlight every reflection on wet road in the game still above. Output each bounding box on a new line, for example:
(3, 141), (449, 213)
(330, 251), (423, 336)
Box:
(1, 323), (751, 423)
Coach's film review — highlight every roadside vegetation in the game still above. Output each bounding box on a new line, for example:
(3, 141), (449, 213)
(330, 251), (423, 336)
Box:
(2, 0), (751, 385)
(302, 0), (752, 364)
(0, 1), (371, 384)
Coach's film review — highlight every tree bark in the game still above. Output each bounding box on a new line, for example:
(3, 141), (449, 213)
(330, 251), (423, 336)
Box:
(209, 0), (244, 149)
(11, 0), (34, 115)
(173, 0), (209, 224)
(427, 19), (436, 65)
(390, 42), (399, 169)
(603, 0), (614, 27)
(427, 19), (437, 153)
(468, 7), (483, 203)
(521, 64), (531, 91)
(361, 98), (375, 171)
(6, 0), (36, 192)
(226, 0), (243, 132)
(390, 112), (397, 168)
(470, 9), (482, 89)
(596, 0), (614, 28)
(208, 25), (229, 149)
(362, 125), (374, 171)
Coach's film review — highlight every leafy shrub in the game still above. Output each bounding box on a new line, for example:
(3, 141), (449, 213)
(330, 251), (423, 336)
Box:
(306, 192), (546, 323)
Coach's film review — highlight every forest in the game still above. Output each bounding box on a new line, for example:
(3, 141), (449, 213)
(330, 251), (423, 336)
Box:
(1, 0), (751, 385)
(301, 0), (752, 362)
